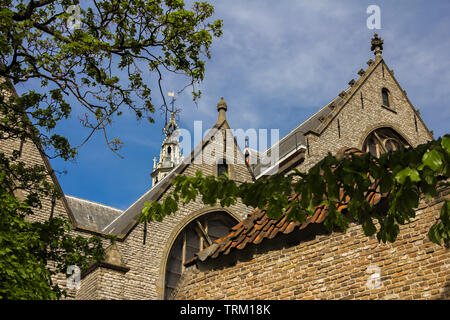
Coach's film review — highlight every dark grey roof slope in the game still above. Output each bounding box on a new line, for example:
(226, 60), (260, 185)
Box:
(101, 164), (181, 236)
(65, 195), (122, 232)
(252, 91), (348, 177)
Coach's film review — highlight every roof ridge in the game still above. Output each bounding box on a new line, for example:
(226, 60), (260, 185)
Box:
(305, 57), (384, 137)
(65, 195), (123, 212)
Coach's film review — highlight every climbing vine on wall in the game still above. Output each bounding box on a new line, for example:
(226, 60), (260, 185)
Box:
(140, 135), (450, 246)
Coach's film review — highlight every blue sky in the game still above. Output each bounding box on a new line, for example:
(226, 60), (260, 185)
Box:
(42, 0), (450, 210)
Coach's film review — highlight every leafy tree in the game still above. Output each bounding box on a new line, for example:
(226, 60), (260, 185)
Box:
(140, 136), (450, 246)
(0, 173), (105, 299)
(1, 0), (222, 159)
(0, 0), (222, 299)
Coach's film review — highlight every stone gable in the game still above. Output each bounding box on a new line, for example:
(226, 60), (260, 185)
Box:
(299, 57), (432, 173)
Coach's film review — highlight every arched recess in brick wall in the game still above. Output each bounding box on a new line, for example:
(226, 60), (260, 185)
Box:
(362, 127), (410, 157)
(358, 123), (414, 152)
(157, 207), (241, 299)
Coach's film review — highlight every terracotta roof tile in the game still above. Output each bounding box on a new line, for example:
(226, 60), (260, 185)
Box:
(253, 232), (265, 244)
(268, 225), (280, 239)
(283, 221), (297, 234)
(317, 210), (328, 223)
(231, 220), (244, 231)
(236, 238), (248, 250)
(277, 215), (288, 227)
(261, 220), (270, 231)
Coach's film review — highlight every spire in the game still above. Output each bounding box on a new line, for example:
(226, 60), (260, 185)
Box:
(217, 97), (227, 124)
(371, 33), (384, 58)
(151, 111), (183, 186)
(163, 112), (178, 137)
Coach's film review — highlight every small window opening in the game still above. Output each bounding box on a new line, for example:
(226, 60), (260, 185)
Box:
(382, 88), (390, 107)
(217, 160), (228, 177)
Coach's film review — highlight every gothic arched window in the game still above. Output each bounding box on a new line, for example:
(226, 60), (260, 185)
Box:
(164, 212), (238, 299)
(363, 127), (409, 158)
(382, 88), (390, 107)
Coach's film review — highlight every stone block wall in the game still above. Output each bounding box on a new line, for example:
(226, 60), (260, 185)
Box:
(106, 123), (255, 299)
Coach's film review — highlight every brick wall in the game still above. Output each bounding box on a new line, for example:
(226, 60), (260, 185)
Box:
(172, 190), (449, 300)
(75, 268), (100, 300)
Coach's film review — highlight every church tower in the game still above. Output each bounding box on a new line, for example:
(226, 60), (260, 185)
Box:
(151, 112), (183, 186)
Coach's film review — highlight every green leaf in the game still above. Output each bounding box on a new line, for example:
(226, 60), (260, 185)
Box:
(362, 218), (377, 236)
(394, 167), (421, 184)
(428, 224), (441, 245)
(441, 136), (450, 154)
(422, 149), (443, 171)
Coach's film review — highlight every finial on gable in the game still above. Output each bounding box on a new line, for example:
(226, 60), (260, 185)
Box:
(217, 97), (227, 123)
(217, 97), (227, 111)
(371, 33), (384, 57)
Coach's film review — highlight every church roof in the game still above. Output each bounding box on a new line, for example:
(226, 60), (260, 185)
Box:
(101, 163), (182, 235)
(65, 195), (123, 231)
(252, 90), (350, 178)
(187, 148), (387, 266)
(101, 117), (234, 237)
(75, 34), (434, 241)
(252, 42), (433, 178)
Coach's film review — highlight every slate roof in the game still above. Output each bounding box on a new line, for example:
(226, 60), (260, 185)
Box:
(188, 148), (387, 265)
(65, 195), (123, 231)
(101, 163), (182, 235)
(252, 90), (350, 178)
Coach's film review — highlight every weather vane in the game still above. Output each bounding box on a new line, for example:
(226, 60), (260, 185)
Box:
(162, 91), (181, 136)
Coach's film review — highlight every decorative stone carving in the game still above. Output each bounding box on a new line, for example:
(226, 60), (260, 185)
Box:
(371, 33), (384, 56)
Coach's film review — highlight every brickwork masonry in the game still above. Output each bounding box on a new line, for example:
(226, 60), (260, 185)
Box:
(173, 189), (450, 300)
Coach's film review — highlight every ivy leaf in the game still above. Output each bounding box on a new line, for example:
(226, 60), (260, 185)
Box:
(428, 224), (442, 245)
(441, 136), (450, 155)
(362, 218), (377, 236)
(422, 149), (443, 171)
(394, 167), (421, 184)
(380, 170), (393, 193)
